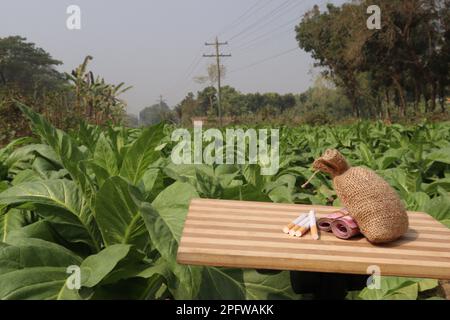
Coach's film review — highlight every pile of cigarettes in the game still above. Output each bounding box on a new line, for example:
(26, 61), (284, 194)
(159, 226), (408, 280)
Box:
(282, 210), (319, 240)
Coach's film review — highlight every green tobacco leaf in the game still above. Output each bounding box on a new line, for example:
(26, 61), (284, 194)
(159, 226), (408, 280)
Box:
(357, 143), (374, 168)
(243, 270), (301, 300)
(0, 137), (33, 161)
(120, 123), (165, 184)
(424, 193), (450, 221)
(5, 220), (61, 244)
(0, 179), (83, 215)
(268, 186), (293, 203)
(198, 268), (300, 300)
(377, 148), (407, 169)
(242, 164), (264, 189)
(0, 179), (99, 251)
(5, 144), (60, 175)
(0, 209), (29, 242)
(356, 276), (438, 300)
(406, 192), (430, 211)
(163, 163), (205, 182)
(150, 182), (198, 243)
(222, 184), (271, 202)
(95, 176), (148, 248)
(33, 205), (96, 253)
(93, 133), (119, 176)
(86, 161), (110, 188)
(215, 165), (240, 188)
(0, 181), (8, 192)
(0, 239), (82, 299)
(138, 167), (165, 202)
(18, 104), (91, 194)
(89, 277), (164, 300)
(139, 168), (160, 194)
(0, 238), (82, 272)
(195, 167), (221, 198)
(425, 147), (450, 165)
(440, 219), (450, 228)
(80, 244), (132, 288)
(11, 169), (41, 185)
(424, 177), (450, 195)
(32, 157), (67, 180)
(140, 182), (202, 299)
(0, 267), (76, 300)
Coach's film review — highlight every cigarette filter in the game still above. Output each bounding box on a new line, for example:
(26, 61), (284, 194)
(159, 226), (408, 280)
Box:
(294, 214), (312, 237)
(309, 210), (319, 240)
(288, 214), (308, 236)
(283, 213), (307, 234)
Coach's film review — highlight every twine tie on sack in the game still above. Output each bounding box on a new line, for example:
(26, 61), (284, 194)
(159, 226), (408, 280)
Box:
(301, 170), (320, 189)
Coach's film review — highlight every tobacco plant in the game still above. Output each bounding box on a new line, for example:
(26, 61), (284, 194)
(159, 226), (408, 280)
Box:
(0, 105), (449, 299)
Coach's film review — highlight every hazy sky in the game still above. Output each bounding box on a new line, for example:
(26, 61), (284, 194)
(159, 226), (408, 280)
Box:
(0, 0), (345, 114)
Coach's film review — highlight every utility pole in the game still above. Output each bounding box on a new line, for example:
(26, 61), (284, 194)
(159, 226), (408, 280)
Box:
(156, 94), (167, 122)
(203, 37), (231, 127)
(156, 94), (166, 108)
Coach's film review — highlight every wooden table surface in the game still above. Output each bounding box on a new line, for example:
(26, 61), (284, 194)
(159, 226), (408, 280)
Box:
(177, 198), (450, 280)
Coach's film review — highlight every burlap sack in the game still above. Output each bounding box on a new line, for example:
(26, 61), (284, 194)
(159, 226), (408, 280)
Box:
(312, 149), (409, 243)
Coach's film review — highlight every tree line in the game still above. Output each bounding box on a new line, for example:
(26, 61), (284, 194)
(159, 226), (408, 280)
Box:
(296, 0), (450, 119)
(174, 86), (297, 125)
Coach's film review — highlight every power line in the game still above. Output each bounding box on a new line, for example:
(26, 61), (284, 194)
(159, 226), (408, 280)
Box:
(217, 0), (273, 37)
(167, 0), (270, 96)
(165, 0), (315, 104)
(184, 55), (203, 80)
(228, 0), (297, 41)
(230, 0), (306, 45)
(234, 0), (320, 50)
(170, 60), (209, 103)
(183, 53), (203, 79)
(229, 47), (299, 74)
(233, 21), (297, 52)
(172, 0), (268, 92)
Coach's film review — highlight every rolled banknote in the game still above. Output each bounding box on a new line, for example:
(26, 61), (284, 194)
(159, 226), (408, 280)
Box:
(317, 208), (348, 232)
(331, 215), (361, 239)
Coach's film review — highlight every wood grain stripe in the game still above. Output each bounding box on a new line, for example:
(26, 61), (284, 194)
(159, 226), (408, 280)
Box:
(181, 229), (450, 251)
(185, 217), (450, 235)
(189, 203), (436, 222)
(180, 236), (450, 259)
(177, 249), (450, 279)
(188, 210), (443, 226)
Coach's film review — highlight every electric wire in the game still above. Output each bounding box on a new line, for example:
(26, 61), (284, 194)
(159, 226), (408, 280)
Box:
(228, 47), (299, 74)
(228, 0), (298, 41)
(217, 0), (274, 37)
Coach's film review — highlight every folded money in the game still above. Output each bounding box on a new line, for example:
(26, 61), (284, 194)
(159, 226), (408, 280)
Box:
(317, 208), (361, 239)
(317, 208), (348, 232)
(331, 215), (361, 239)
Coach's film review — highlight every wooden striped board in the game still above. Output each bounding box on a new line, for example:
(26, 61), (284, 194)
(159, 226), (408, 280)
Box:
(177, 198), (450, 280)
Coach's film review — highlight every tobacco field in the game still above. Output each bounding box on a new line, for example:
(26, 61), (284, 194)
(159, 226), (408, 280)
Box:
(0, 105), (449, 300)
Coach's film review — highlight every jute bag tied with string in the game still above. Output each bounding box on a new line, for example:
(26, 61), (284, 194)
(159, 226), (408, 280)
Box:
(308, 149), (409, 243)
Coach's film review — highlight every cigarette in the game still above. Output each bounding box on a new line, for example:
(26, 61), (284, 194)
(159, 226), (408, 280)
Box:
(289, 224), (302, 236)
(309, 210), (319, 240)
(283, 213), (307, 234)
(294, 215), (312, 237)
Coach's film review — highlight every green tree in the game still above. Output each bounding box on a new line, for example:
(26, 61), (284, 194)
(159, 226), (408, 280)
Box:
(0, 36), (64, 94)
(295, 0), (450, 119)
(139, 101), (171, 126)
